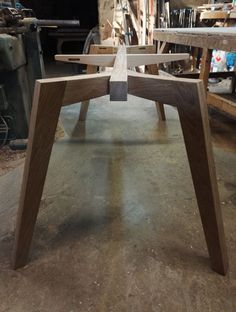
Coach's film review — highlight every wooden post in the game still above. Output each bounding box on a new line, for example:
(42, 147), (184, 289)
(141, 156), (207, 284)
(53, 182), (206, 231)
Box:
(110, 45), (128, 101)
(199, 48), (213, 90)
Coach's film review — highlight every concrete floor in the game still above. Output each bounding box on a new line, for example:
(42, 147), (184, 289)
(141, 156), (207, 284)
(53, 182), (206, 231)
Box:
(0, 95), (236, 311)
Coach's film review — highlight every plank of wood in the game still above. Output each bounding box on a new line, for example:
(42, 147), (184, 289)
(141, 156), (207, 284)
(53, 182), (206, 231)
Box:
(126, 44), (155, 54)
(200, 11), (229, 20)
(90, 44), (156, 54)
(207, 92), (236, 117)
(128, 53), (189, 67)
(55, 53), (189, 67)
(158, 42), (171, 54)
(154, 27), (236, 51)
(200, 10), (236, 20)
(199, 48), (213, 90)
(99, 0), (115, 41)
(79, 45), (100, 122)
(145, 45), (166, 121)
(63, 72), (111, 105)
(55, 54), (116, 67)
(78, 45), (117, 122)
(109, 45), (128, 101)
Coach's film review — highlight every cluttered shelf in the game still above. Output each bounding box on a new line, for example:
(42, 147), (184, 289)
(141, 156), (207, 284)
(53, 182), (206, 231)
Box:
(199, 2), (236, 22)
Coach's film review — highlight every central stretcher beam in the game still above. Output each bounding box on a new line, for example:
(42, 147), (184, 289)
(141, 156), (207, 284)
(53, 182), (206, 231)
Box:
(109, 45), (128, 101)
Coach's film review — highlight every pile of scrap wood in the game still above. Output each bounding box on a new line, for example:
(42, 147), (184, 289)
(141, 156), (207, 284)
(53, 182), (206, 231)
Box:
(100, 0), (156, 46)
(198, 2), (236, 23)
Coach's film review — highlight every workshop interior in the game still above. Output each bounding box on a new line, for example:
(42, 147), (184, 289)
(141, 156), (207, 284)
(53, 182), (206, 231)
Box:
(0, 1), (236, 311)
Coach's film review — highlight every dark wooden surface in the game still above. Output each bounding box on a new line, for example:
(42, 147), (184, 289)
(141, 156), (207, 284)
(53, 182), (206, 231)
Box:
(13, 69), (228, 274)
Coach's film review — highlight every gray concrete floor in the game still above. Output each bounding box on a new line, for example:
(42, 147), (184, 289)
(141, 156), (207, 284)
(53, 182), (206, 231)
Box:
(0, 95), (236, 311)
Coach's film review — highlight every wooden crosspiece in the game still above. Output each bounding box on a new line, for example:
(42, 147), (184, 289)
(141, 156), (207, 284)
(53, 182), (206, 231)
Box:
(13, 46), (228, 275)
(56, 44), (189, 121)
(55, 44), (189, 106)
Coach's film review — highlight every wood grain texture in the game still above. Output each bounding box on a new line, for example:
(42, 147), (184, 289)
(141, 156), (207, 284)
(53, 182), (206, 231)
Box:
(63, 73), (111, 105)
(13, 80), (66, 269)
(177, 81), (228, 275)
(76, 44), (167, 120)
(110, 45), (128, 101)
(86, 44), (156, 54)
(199, 48), (212, 90)
(13, 72), (111, 269)
(154, 27), (236, 51)
(55, 53), (189, 67)
(153, 28), (236, 118)
(79, 45), (100, 121)
(99, 0), (115, 41)
(13, 69), (228, 274)
(79, 44), (115, 121)
(128, 71), (228, 274)
(146, 48), (166, 121)
(207, 92), (236, 117)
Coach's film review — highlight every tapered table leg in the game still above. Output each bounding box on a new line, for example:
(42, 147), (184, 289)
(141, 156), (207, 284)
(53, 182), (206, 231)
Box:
(177, 82), (228, 275)
(147, 64), (166, 121)
(128, 72), (228, 274)
(79, 63), (98, 121)
(79, 100), (90, 121)
(79, 45), (99, 121)
(155, 102), (166, 121)
(13, 81), (66, 269)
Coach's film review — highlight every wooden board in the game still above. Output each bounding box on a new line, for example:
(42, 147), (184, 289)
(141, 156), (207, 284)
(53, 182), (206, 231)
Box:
(109, 45), (128, 101)
(55, 53), (189, 67)
(153, 27), (236, 51)
(207, 92), (236, 117)
(200, 11), (236, 20)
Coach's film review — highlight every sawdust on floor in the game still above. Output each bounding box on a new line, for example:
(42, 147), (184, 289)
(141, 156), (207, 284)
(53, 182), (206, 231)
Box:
(0, 146), (25, 177)
(0, 120), (65, 177)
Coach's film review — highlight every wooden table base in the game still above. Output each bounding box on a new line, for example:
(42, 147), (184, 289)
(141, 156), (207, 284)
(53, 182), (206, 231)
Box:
(13, 67), (228, 275)
(74, 44), (167, 122)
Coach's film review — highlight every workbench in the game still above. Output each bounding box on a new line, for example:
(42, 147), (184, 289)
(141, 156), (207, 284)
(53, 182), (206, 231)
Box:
(154, 27), (236, 118)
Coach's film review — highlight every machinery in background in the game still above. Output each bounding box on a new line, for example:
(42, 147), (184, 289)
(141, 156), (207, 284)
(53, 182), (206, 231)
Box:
(0, 2), (80, 148)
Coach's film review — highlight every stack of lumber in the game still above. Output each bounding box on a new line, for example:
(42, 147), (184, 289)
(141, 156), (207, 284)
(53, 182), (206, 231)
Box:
(99, 0), (156, 46)
(198, 3), (236, 21)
